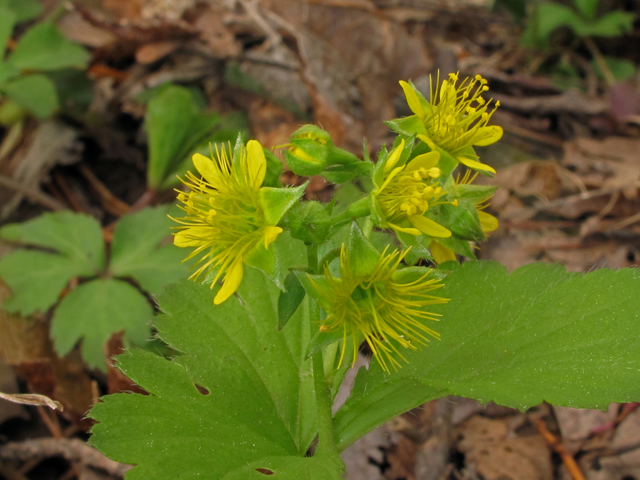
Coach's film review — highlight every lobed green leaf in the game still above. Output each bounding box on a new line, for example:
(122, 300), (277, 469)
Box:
(335, 261), (640, 450)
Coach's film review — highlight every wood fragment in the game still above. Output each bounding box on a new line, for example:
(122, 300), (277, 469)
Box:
(0, 174), (66, 212)
(533, 418), (586, 480)
(0, 439), (131, 477)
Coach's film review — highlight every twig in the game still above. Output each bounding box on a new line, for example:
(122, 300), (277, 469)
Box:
(0, 174), (65, 211)
(583, 36), (615, 87)
(0, 439), (131, 477)
(0, 391), (62, 411)
(53, 172), (85, 213)
(533, 418), (585, 480)
(78, 164), (130, 216)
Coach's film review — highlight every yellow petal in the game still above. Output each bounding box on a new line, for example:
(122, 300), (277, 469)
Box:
(388, 222), (422, 236)
(457, 156), (496, 174)
(174, 227), (211, 247)
(383, 139), (405, 173)
(264, 225), (283, 248)
(404, 151), (440, 172)
(192, 153), (222, 187)
(245, 140), (267, 190)
(416, 134), (437, 151)
(214, 259), (244, 305)
(399, 81), (424, 118)
(378, 165), (404, 193)
(431, 241), (456, 263)
(478, 211), (499, 232)
(408, 215), (451, 238)
(474, 126), (503, 146)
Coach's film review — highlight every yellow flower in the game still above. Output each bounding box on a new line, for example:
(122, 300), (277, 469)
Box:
(373, 139), (453, 238)
(399, 73), (502, 174)
(310, 246), (448, 373)
(430, 170), (499, 263)
(173, 140), (283, 305)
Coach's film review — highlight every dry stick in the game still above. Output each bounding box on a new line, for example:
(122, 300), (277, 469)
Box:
(583, 36), (616, 87)
(533, 418), (586, 480)
(78, 164), (130, 216)
(0, 439), (131, 477)
(0, 174), (65, 211)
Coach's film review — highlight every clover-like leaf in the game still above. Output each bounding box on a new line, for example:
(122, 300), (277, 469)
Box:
(1, 74), (58, 118)
(109, 206), (188, 294)
(51, 278), (152, 370)
(8, 22), (89, 71)
(335, 261), (640, 451)
(0, 211), (105, 314)
(89, 268), (345, 478)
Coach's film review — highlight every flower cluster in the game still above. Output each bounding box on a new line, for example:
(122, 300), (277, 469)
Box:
(172, 72), (501, 372)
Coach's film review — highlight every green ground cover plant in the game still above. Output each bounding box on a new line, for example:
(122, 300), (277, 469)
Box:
(80, 73), (640, 478)
(0, 207), (187, 369)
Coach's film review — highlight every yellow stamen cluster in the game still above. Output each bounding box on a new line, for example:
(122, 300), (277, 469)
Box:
(311, 246), (448, 373)
(400, 73), (502, 173)
(424, 73), (500, 153)
(373, 140), (453, 238)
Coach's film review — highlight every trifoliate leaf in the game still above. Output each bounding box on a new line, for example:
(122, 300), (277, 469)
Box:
(51, 278), (152, 370)
(0, 211), (105, 272)
(89, 268), (342, 479)
(8, 22), (89, 70)
(335, 261), (640, 451)
(109, 206), (188, 294)
(0, 251), (86, 315)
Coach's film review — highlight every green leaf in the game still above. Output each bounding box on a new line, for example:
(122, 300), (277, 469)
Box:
(51, 278), (152, 370)
(435, 202), (485, 241)
(287, 201), (333, 245)
(278, 271), (306, 330)
(6, 0), (43, 22)
(592, 56), (636, 82)
(572, 0), (598, 20)
(346, 221), (379, 277)
(1, 74), (58, 118)
(145, 85), (227, 189)
(89, 268), (342, 478)
(0, 251), (87, 314)
(0, 62), (20, 85)
(8, 22), (89, 70)
(335, 261), (640, 450)
(0, 7), (16, 59)
(584, 11), (635, 37)
(522, 2), (584, 46)
(109, 206), (188, 294)
(0, 211), (105, 272)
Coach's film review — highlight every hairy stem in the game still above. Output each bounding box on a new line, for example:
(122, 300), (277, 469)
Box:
(307, 244), (337, 455)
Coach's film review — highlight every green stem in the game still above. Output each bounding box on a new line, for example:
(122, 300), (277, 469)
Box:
(307, 243), (319, 273)
(307, 244), (336, 455)
(312, 331), (336, 455)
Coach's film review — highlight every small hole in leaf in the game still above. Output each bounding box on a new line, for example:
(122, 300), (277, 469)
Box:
(195, 384), (210, 395)
(256, 468), (274, 475)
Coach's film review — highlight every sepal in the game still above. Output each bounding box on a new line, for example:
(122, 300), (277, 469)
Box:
(259, 183), (307, 226)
